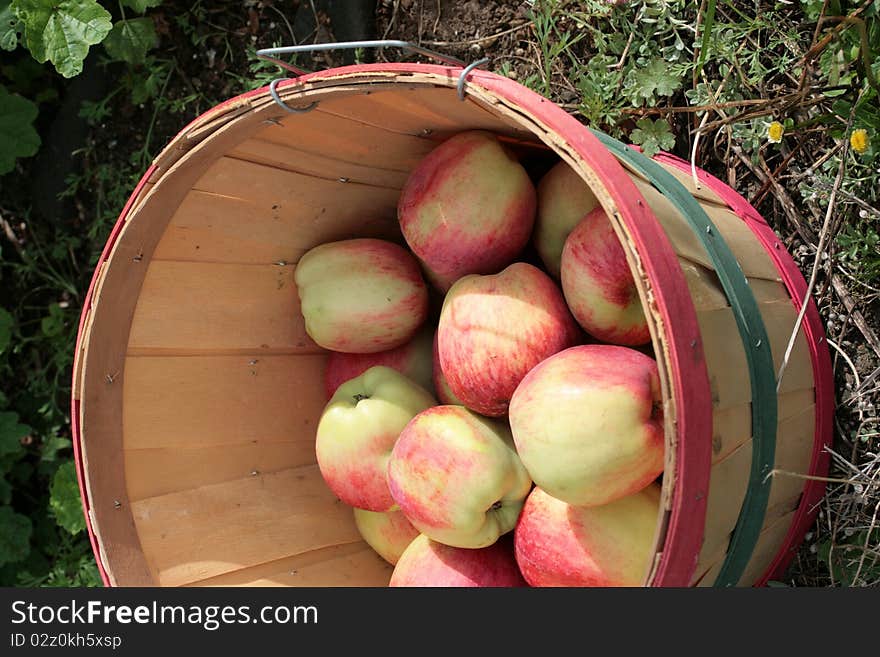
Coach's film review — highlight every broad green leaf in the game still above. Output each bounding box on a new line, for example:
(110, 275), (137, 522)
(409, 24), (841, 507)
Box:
(103, 17), (156, 64)
(1, 0), (21, 50)
(0, 306), (13, 353)
(629, 118), (677, 157)
(40, 303), (64, 337)
(629, 58), (682, 103)
(120, 0), (161, 13)
(0, 477), (10, 504)
(50, 460), (85, 534)
(0, 85), (40, 175)
(104, 18), (159, 64)
(40, 434), (71, 462)
(0, 411), (30, 458)
(13, 0), (113, 78)
(0, 506), (31, 566)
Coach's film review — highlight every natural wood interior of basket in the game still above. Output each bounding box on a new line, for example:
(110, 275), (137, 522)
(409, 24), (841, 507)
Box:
(77, 78), (817, 587)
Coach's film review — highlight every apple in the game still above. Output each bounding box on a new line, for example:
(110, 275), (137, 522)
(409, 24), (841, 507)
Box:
(508, 344), (664, 507)
(390, 534), (527, 587)
(353, 506), (420, 566)
(437, 262), (580, 417)
(431, 332), (463, 405)
(398, 130), (536, 292)
(324, 326), (434, 399)
(387, 405), (532, 549)
(560, 207), (650, 346)
(534, 160), (600, 278)
(315, 366), (436, 512)
(514, 485), (660, 587)
(294, 238), (429, 353)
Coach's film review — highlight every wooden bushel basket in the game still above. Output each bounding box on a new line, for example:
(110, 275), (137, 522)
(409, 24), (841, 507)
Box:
(71, 44), (833, 587)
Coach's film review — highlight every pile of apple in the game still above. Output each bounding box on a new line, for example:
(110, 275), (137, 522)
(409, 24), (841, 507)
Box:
(294, 131), (665, 587)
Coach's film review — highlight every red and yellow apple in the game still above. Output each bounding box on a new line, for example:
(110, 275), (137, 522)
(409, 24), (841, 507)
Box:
(514, 485), (660, 587)
(560, 208), (650, 346)
(390, 534), (527, 587)
(534, 160), (600, 278)
(437, 262), (580, 417)
(324, 326), (434, 399)
(431, 332), (463, 405)
(508, 344), (664, 507)
(294, 238), (429, 353)
(315, 366), (436, 512)
(387, 405), (532, 549)
(397, 130), (536, 292)
(353, 506), (420, 566)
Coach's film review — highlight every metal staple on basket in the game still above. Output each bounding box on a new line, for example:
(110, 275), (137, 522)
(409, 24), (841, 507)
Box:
(267, 78), (318, 114)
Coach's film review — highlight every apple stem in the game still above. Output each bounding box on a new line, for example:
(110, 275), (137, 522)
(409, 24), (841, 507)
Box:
(352, 393), (370, 403)
(490, 500), (503, 511)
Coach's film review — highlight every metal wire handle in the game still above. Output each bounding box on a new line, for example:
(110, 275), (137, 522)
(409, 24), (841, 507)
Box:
(255, 39), (490, 112)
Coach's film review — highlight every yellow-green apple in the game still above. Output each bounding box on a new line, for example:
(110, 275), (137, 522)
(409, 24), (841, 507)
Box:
(295, 238), (429, 353)
(324, 326), (434, 400)
(437, 262), (580, 417)
(431, 332), (463, 405)
(386, 405), (532, 548)
(560, 208), (650, 346)
(514, 485), (660, 587)
(508, 344), (664, 507)
(353, 507), (419, 565)
(316, 366), (436, 512)
(397, 130), (536, 292)
(390, 534), (527, 587)
(534, 160), (600, 278)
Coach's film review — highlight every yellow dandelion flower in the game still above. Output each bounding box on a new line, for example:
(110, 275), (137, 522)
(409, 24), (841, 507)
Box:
(850, 128), (869, 154)
(766, 120), (784, 144)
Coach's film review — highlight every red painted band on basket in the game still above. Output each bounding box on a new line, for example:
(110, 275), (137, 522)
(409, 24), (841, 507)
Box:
(653, 152), (834, 585)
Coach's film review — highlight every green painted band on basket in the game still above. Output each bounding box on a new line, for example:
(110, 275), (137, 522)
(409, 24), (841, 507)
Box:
(590, 130), (778, 587)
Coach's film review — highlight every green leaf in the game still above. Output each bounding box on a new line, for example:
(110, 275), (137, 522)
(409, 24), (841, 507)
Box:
(629, 118), (677, 157)
(0, 411), (30, 458)
(1, 0), (22, 50)
(50, 460), (85, 534)
(0, 506), (32, 566)
(695, 0), (717, 79)
(103, 17), (156, 64)
(0, 85), (40, 175)
(40, 303), (64, 337)
(13, 0), (113, 78)
(40, 434), (71, 462)
(629, 59), (683, 104)
(120, 0), (161, 13)
(0, 306), (13, 353)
